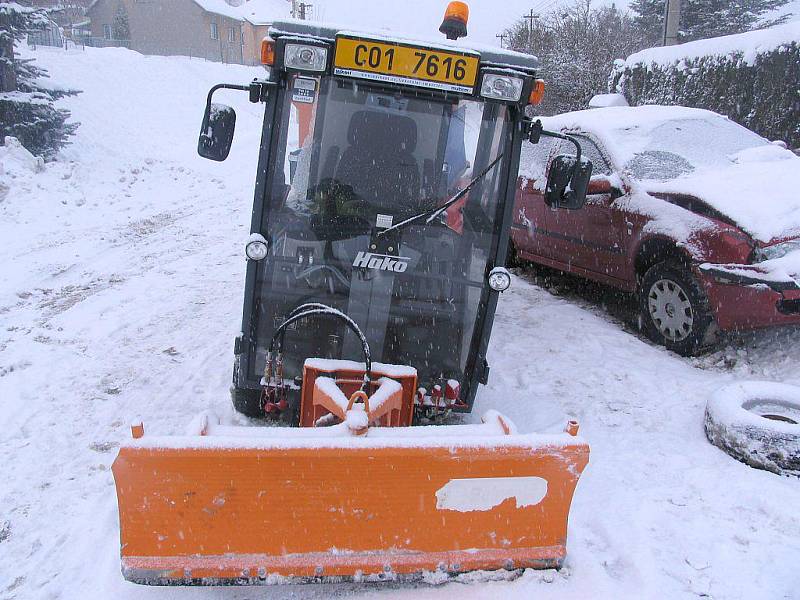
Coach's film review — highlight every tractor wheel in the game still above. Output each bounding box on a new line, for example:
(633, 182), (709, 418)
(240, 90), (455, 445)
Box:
(506, 240), (521, 268)
(705, 381), (800, 476)
(639, 261), (714, 356)
(231, 385), (263, 418)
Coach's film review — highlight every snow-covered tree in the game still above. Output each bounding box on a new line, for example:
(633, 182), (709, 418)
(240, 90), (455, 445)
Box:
(112, 2), (130, 41)
(0, 1), (79, 159)
(630, 0), (793, 43)
(628, 0), (664, 45)
(503, 1), (648, 115)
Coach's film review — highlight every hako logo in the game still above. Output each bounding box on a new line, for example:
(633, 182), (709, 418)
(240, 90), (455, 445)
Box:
(352, 251), (409, 273)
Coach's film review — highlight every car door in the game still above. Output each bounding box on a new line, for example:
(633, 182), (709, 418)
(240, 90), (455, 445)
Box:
(511, 135), (557, 259)
(541, 134), (628, 281)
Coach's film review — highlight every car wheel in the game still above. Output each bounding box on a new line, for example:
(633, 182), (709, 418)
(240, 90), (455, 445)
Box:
(705, 381), (800, 476)
(231, 385), (264, 417)
(639, 261), (713, 356)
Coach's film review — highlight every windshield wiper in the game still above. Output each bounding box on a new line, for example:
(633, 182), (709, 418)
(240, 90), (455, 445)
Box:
(376, 154), (504, 238)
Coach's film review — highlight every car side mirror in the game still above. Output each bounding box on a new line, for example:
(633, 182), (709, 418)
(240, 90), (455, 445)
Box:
(198, 103), (236, 162)
(544, 154), (593, 210)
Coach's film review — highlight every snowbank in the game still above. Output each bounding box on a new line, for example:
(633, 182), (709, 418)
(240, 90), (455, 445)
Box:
(623, 21), (800, 67)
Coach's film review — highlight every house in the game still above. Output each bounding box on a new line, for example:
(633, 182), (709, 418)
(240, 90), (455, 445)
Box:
(27, 1), (94, 41)
(86, 0), (290, 65)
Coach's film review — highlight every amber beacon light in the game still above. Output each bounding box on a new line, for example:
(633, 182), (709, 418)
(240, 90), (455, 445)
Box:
(529, 78), (546, 105)
(440, 1), (469, 40)
(260, 36), (276, 65)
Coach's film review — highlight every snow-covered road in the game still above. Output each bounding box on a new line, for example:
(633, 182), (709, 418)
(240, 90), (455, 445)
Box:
(1, 47), (798, 600)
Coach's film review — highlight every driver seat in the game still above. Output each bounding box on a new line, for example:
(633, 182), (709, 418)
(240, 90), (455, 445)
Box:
(336, 111), (420, 210)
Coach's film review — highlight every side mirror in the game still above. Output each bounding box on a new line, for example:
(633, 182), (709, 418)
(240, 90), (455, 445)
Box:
(544, 155), (593, 210)
(198, 103), (236, 162)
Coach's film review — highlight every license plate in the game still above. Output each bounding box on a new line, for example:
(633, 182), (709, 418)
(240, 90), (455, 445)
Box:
(334, 36), (479, 94)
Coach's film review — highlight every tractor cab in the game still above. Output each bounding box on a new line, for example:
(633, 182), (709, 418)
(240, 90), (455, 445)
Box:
(198, 16), (592, 420)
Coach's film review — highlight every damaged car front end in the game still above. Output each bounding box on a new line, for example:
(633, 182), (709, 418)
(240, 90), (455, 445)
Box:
(700, 240), (800, 330)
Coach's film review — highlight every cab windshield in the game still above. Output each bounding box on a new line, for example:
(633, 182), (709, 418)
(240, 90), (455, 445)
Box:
(251, 74), (511, 399)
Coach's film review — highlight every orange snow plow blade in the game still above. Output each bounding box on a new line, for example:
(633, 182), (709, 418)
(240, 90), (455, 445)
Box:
(112, 412), (588, 585)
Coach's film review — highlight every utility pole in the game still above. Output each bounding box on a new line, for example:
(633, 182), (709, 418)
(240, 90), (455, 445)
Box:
(298, 2), (312, 20)
(523, 9), (538, 48)
(495, 33), (507, 48)
(662, 0), (681, 46)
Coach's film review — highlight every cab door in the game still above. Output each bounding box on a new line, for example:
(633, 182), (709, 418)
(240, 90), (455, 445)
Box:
(511, 136), (556, 259)
(542, 134), (628, 281)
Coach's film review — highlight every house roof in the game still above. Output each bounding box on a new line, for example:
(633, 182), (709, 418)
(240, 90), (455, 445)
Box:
(194, 0), (291, 25)
(87, 0), (288, 25)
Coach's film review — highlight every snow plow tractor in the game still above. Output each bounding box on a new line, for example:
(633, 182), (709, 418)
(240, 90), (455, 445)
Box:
(112, 4), (595, 586)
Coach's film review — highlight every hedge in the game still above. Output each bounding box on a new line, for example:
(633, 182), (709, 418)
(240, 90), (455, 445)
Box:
(609, 34), (800, 149)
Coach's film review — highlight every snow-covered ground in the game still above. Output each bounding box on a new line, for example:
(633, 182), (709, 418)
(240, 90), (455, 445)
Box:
(2, 46), (799, 600)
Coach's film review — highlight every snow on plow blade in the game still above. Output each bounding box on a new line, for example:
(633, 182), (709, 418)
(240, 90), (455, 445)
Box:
(112, 411), (589, 585)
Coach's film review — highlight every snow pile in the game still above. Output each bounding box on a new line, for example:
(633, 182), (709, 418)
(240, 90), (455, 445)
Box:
(588, 93), (628, 108)
(0, 136), (44, 176)
(0, 137), (45, 204)
(623, 21), (800, 68)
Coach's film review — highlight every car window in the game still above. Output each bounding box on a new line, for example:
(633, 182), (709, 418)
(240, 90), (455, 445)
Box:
(554, 135), (612, 176)
(519, 135), (557, 183)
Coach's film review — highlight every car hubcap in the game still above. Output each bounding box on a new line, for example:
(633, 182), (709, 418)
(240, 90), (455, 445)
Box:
(648, 278), (694, 342)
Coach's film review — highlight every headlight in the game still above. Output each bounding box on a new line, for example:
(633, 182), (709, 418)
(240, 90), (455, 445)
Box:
(481, 73), (523, 102)
(284, 43), (328, 72)
(753, 239), (800, 262)
(246, 233), (268, 261)
(488, 267), (511, 292)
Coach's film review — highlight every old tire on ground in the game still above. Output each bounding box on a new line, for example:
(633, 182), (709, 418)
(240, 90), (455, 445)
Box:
(705, 381), (800, 476)
(231, 385), (263, 418)
(639, 261), (713, 356)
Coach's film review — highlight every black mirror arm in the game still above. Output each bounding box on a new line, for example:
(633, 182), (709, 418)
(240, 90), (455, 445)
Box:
(203, 80), (277, 114)
(525, 119), (583, 164)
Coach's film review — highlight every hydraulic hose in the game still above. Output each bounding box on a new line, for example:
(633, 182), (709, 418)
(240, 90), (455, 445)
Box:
(269, 303), (372, 386)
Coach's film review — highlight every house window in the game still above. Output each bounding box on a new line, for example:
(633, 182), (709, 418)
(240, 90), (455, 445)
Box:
(103, 24), (112, 40)
(210, 22), (218, 40)
(228, 27), (236, 43)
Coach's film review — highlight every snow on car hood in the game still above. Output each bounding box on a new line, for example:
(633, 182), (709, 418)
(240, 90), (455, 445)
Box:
(644, 145), (800, 244)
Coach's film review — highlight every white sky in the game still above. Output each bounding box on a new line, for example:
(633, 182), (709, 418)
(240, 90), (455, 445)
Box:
(309, 0), (799, 47)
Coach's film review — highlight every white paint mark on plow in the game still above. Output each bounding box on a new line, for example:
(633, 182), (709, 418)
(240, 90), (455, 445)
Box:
(435, 477), (548, 511)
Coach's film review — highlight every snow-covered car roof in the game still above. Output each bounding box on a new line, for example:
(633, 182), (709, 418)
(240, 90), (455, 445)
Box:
(539, 106), (800, 244)
(542, 105), (720, 145)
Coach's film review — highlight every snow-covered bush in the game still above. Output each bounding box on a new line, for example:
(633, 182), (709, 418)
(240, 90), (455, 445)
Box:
(610, 22), (800, 148)
(0, 2), (79, 159)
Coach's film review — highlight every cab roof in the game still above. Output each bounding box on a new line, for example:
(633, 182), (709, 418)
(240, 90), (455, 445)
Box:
(269, 19), (539, 74)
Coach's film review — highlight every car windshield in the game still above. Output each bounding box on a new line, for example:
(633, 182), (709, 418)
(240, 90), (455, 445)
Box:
(619, 117), (768, 181)
(251, 73), (511, 399)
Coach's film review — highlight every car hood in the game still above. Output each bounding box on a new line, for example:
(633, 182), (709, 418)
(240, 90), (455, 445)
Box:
(643, 145), (800, 244)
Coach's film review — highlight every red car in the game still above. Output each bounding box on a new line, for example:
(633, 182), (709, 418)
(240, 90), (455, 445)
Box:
(512, 106), (800, 354)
